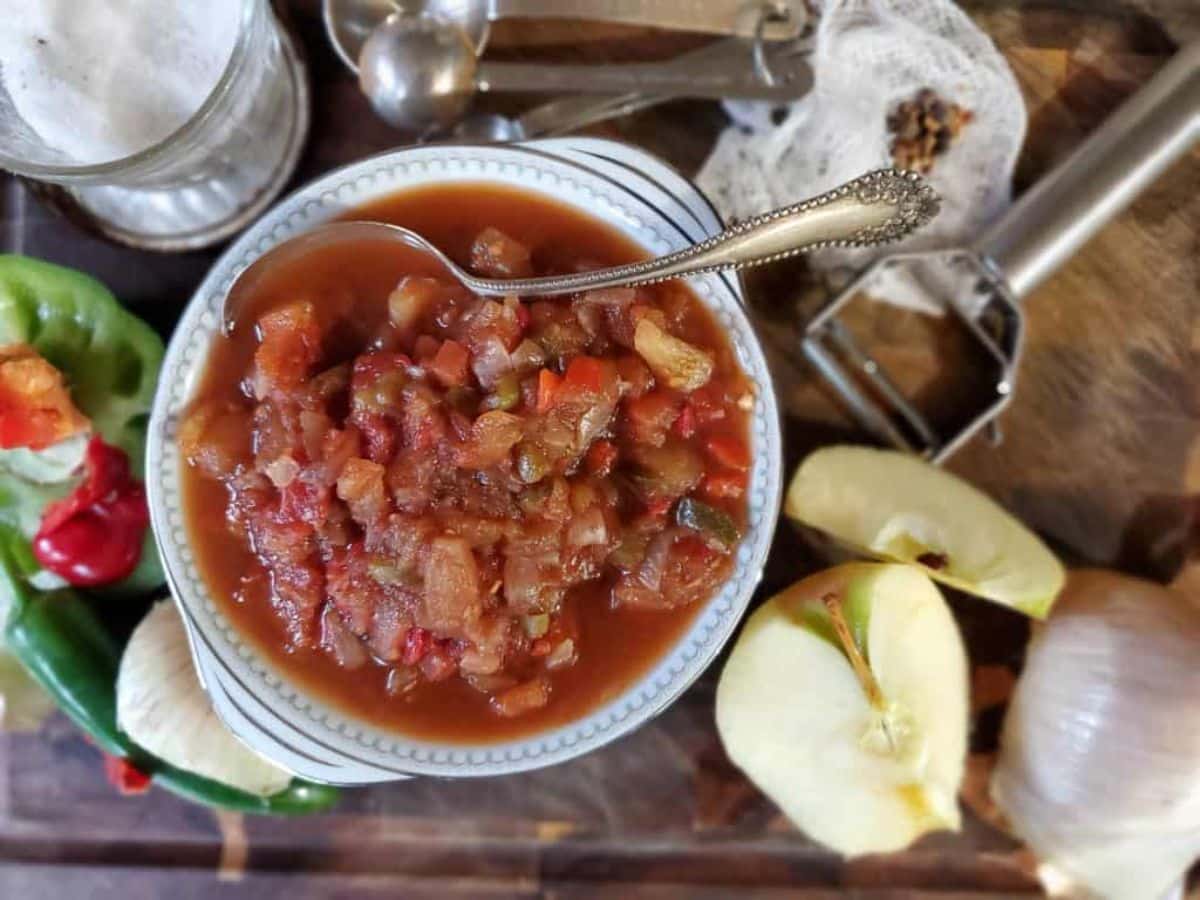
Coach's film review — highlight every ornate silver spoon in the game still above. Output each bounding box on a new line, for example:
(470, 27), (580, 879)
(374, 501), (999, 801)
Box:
(223, 169), (938, 334)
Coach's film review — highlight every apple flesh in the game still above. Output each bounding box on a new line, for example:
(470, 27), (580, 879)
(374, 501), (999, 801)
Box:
(715, 562), (969, 857)
(785, 445), (1065, 618)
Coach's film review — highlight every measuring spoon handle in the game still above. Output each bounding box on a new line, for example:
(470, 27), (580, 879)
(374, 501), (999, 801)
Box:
(489, 0), (805, 40)
(478, 47), (811, 101)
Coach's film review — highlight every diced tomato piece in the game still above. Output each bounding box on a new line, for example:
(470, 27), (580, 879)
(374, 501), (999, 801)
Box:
(615, 354), (654, 398)
(103, 754), (152, 796)
(403, 626), (432, 666)
(530, 638), (552, 657)
(428, 339), (470, 388)
(536, 369), (562, 414)
(278, 479), (330, 527)
(702, 470), (747, 500)
(705, 434), (750, 471)
(357, 413), (396, 465)
(254, 301), (322, 395)
(672, 403), (697, 439)
(562, 356), (606, 394)
(585, 439), (618, 477)
(623, 390), (679, 447)
(515, 303), (531, 333)
(469, 227), (533, 278)
(688, 382), (728, 426)
(643, 496), (674, 523)
(0, 344), (90, 450)
(413, 335), (440, 364)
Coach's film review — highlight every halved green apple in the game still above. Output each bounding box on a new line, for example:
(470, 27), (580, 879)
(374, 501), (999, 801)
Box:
(716, 562), (969, 857)
(785, 445), (1064, 618)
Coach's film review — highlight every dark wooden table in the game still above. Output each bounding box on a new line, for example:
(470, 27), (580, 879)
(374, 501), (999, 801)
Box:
(2, 2), (1198, 896)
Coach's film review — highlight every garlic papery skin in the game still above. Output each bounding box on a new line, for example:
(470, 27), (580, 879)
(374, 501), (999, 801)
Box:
(991, 570), (1200, 900)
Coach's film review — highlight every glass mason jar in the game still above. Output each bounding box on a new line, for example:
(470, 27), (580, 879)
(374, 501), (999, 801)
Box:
(0, 0), (309, 250)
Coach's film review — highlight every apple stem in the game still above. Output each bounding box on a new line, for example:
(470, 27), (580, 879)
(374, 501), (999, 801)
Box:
(823, 592), (886, 711)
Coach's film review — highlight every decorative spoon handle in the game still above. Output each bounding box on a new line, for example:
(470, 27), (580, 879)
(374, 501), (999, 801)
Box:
(459, 169), (940, 297)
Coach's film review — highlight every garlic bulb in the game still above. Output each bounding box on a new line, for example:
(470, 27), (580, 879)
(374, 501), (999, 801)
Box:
(992, 570), (1200, 900)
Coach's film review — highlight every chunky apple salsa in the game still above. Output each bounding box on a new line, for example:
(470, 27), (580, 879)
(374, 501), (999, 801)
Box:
(180, 185), (753, 739)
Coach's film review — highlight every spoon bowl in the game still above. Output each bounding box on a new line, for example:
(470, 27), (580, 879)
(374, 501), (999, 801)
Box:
(223, 168), (939, 335)
(359, 14), (477, 131)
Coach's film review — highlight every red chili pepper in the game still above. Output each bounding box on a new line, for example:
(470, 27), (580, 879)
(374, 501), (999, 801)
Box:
(32, 437), (149, 587)
(102, 753), (152, 796)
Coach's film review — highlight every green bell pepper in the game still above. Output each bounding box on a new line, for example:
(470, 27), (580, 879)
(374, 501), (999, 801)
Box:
(0, 526), (338, 815)
(0, 254), (165, 595)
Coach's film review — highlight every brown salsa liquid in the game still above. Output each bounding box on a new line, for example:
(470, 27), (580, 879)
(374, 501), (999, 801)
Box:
(182, 184), (748, 743)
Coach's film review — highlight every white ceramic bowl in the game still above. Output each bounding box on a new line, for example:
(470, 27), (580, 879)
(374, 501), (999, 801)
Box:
(147, 137), (783, 783)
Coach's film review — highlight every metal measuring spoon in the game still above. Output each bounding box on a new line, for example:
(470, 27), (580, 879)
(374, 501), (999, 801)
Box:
(449, 36), (813, 141)
(360, 14), (812, 131)
(325, 0), (805, 71)
(223, 169), (938, 334)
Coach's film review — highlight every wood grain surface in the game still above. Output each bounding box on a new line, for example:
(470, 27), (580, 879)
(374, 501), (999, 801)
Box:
(1, 1), (1198, 897)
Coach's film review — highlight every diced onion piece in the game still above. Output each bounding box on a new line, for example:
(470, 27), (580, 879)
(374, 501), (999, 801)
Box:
(319, 603), (369, 669)
(264, 453), (300, 488)
(510, 339), (546, 373)
(545, 638), (577, 671)
(634, 319), (714, 392)
(567, 507), (608, 547)
(490, 677), (550, 717)
(521, 613), (550, 638)
(471, 336), (513, 389)
(388, 276), (441, 333)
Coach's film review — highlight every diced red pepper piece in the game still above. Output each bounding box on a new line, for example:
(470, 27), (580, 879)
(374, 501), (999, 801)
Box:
(562, 356), (606, 394)
(530, 637), (552, 657)
(702, 470), (747, 500)
(624, 391), (679, 446)
(536, 369), (562, 414)
(705, 434), (750, 471)
(428, 339), (470, 388)
(278, 478), (330, 526)
(643, 496), (674, 524)
(413, 334), (440, 363)
(403, 626), (432, 666)
(102, 754), (152, 796)
(688, 382), (728, 426)
(672, 403), (697, 439)
(585, 439), (618, 477)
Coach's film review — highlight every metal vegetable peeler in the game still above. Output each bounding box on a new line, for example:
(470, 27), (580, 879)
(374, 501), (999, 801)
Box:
(803, 41), (1200, 461)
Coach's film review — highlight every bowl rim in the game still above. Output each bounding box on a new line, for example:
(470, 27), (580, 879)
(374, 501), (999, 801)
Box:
(146, 138), (783, 780)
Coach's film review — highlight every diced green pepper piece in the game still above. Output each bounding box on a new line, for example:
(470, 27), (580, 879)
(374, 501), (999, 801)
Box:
(483, 373), (520, 412)
(515, 443), (549, 485)
(521, 614), (550, 639)
(675, 497), (741, 551)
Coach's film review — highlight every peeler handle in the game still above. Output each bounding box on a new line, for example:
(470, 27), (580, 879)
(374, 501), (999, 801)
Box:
(974, 41), (1200, 300)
